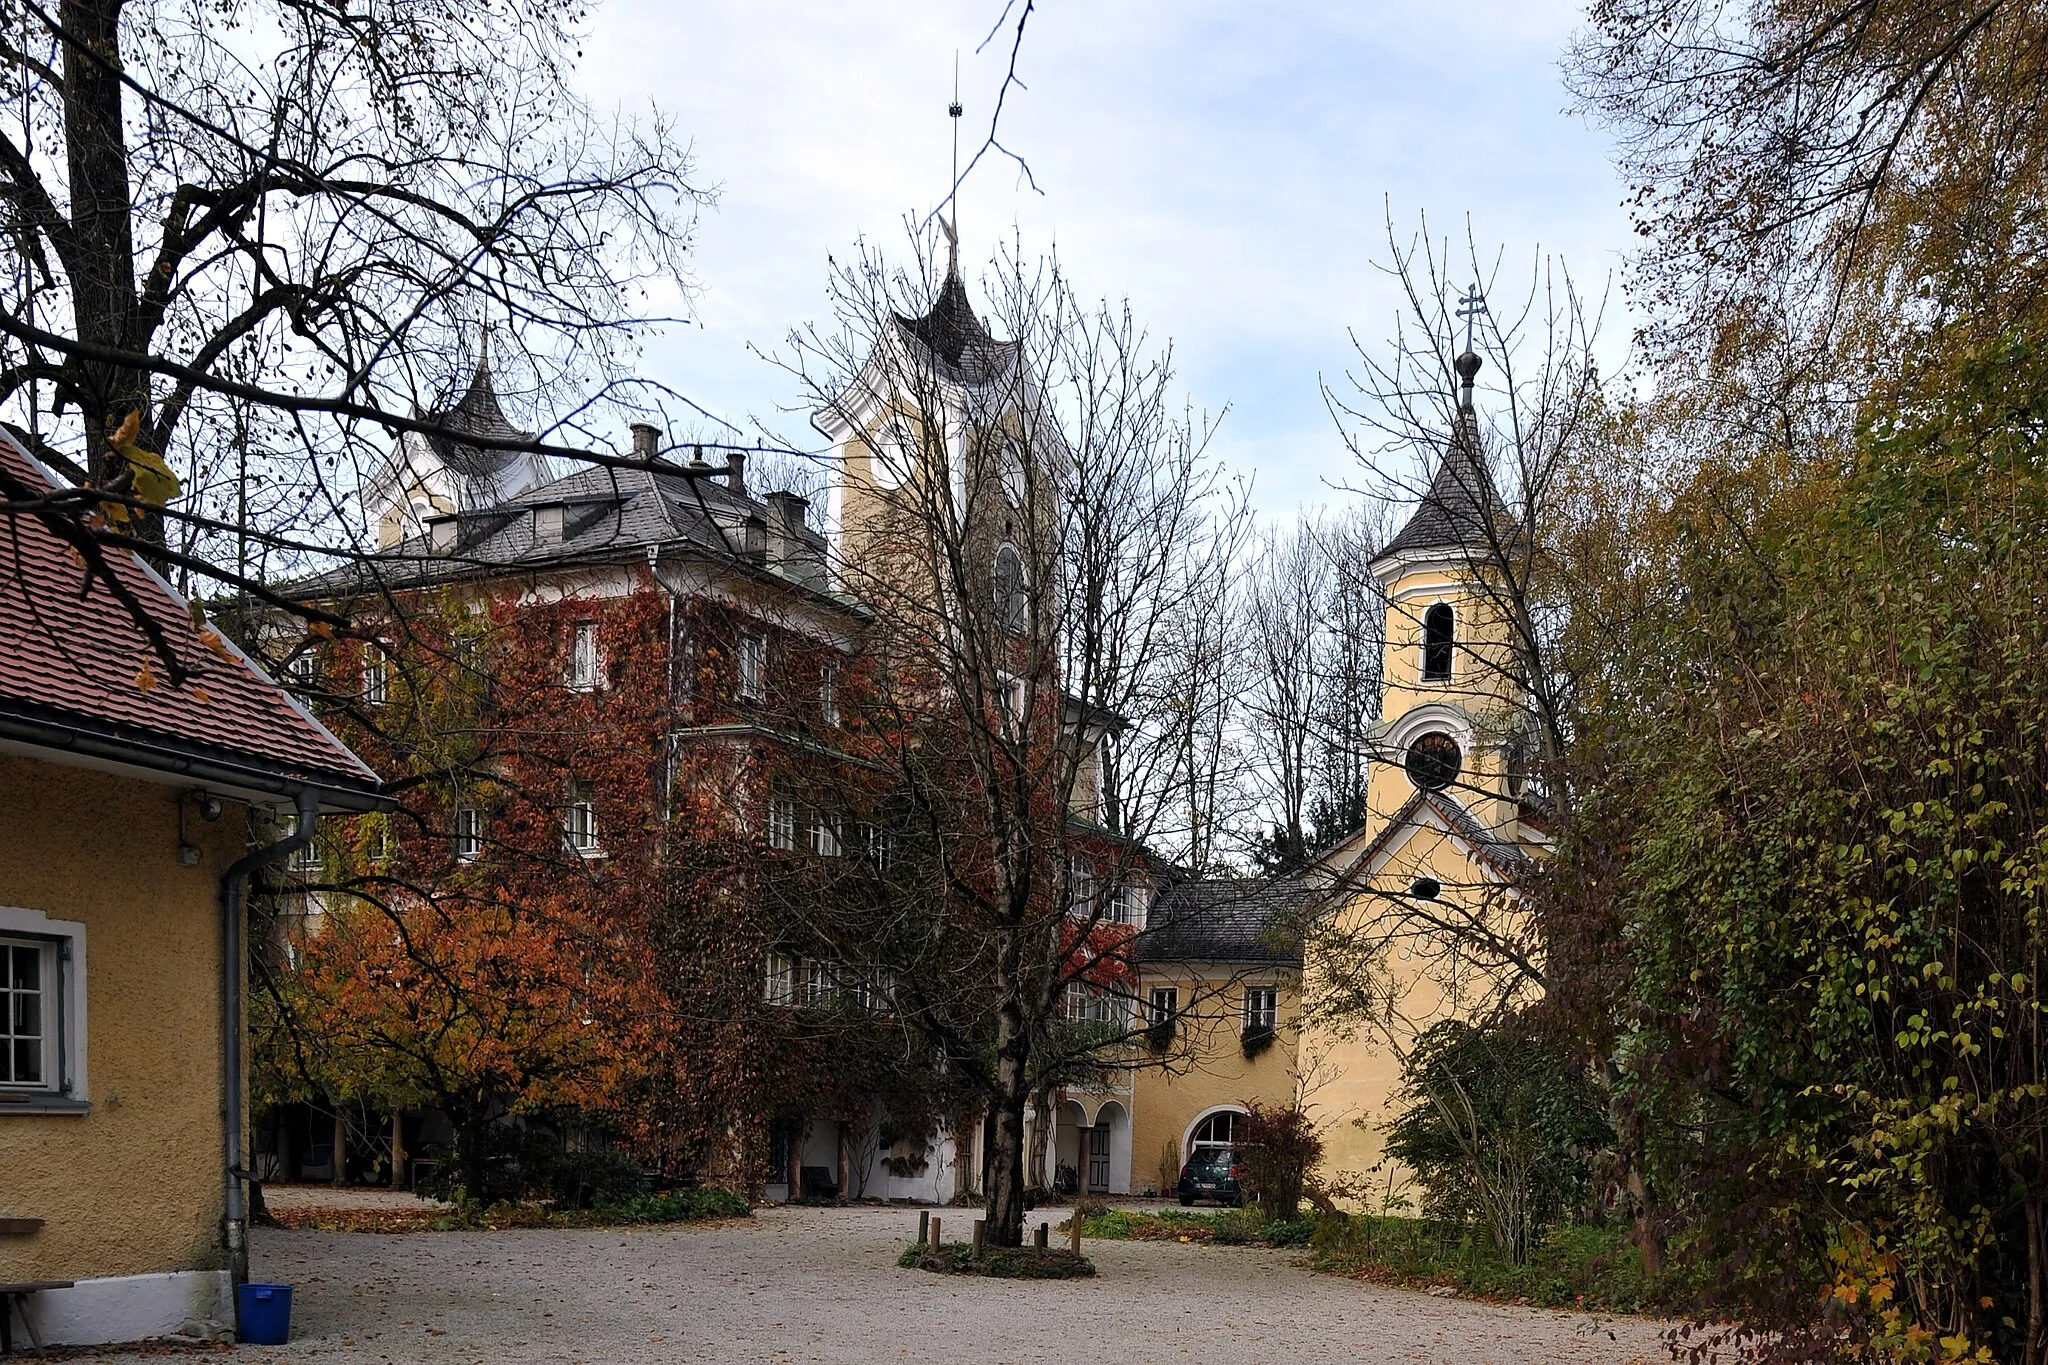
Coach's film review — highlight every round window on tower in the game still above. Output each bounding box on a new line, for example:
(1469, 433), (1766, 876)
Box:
(1404, 732), (1463, 792)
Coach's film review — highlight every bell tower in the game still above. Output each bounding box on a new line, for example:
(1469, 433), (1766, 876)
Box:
(1363, 337), (1524, 837)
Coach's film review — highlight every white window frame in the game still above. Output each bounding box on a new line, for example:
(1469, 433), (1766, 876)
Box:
(767, 797), (797, 852)
(1120, 878), (1151, 929)
(736, 632), (766, 701)
(453, 805), (483, 862)
(763, 951), (795, 1006)
(1069, 855), (1097, 915)
(1243, 985), (1279, 1033)
(1149, 985), (1179, 1027)
(860, 822), (896, 873)
(287, 813), (322, 872)
(567, 620), (603, 692)
(361, 641), (389, 707)
(0, 907), (86, 1105)
(283, 649), (318, 688)
(993, 542), (1028, 635)
(809, 809), (841, 858)
(564, 782), (600, 857)
(796, 958), (836, 1008)
(819, 659), (840, 727)
(1421, 601), (1455, 683)
(1001, 673), (1028, 732)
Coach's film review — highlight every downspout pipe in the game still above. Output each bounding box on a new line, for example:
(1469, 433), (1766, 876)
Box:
(219, 785), (321, 1288)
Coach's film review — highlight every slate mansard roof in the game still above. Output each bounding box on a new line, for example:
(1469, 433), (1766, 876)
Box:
(298, 454), (839, 600)
(1138, 877), (1309, 966)
(0, 435), (384, 809)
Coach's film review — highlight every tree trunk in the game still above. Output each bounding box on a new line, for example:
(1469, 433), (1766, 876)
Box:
(982, 1004), (1033, 1248)
(2027, 1193), (2045, 1365)
(59, 0), (166, 543)
(461, 1114), (488, 1206)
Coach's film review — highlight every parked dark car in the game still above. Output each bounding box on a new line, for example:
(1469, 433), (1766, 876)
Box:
(1177, 1147), (1243, 1206)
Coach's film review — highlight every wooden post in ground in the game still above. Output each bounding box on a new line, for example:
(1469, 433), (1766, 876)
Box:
(971, 1219), (985, 1257)
(918, 1210), (930, 1244)
(1069, 1204), (1082, 1255)
(929, 1216), (941, 1249)
(1035, 1222), (1049, 1249)
(331, 1105), (346, 1184)
(390, 1111), (406, 1188)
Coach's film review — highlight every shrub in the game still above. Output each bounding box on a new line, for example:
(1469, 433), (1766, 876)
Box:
(1238, 1102), (1323, 1221)
(1261, 1218), (1316, 1247)
(1212, 1210), (1256, 1245)
(1384, 1021), (1610, 1263)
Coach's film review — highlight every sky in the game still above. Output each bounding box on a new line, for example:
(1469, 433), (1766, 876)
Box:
(576, 0), (1636, 518)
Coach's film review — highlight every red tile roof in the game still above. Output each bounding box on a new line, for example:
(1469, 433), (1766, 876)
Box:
(0, 432), (382, 805)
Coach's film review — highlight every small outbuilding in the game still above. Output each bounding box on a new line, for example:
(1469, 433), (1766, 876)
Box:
(0, 434), (384, 1347)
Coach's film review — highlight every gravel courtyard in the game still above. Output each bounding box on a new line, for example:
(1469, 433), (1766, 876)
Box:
(108, 1204), (1670, 1364)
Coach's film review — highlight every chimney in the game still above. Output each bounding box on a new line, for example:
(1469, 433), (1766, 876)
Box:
(764, 491), (821, 583)
(726, 449), (747, 495)
(630, 422), (661, 463)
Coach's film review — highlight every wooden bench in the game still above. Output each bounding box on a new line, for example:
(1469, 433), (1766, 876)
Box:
(0, 1281), (71, 1358)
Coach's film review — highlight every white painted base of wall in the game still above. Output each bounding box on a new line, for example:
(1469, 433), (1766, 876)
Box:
(15, 1269), (233, 1347)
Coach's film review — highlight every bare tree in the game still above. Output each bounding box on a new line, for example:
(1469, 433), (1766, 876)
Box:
(785, 235), (1249, 1246)
(0, 0), (711, 667)
(1237, 510), (1389, 871)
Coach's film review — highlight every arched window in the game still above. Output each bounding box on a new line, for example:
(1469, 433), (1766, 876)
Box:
(1421, 602), (1454, 681)
(1190, 1110), (1243, 1151)
(993, 542), (1028, 634)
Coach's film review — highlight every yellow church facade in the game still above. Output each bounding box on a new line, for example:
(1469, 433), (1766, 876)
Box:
(1296, 350), (1548, 1204)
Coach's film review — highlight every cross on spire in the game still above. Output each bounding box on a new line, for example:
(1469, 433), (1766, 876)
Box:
(1454, 285), (1488, 413)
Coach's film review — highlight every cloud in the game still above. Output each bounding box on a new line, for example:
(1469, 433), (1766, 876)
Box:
(576, 0), (1632, 514)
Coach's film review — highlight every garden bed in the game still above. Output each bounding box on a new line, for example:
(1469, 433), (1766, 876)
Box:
(1064, 1206), (1314, 1247)
(898, 1241), (1095, 1278)
(1309, 1215), (1680, 1314)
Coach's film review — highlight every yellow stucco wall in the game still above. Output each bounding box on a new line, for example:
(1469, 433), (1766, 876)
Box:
(1294, 553), (1543, 1212)
(1129, 966), (1300, 1197)
(1300, 820), (1531, 1207)
(0, 755), (241, 1282)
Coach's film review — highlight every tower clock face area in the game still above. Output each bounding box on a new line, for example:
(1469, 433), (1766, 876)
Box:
(1405, 731), (1463, 792)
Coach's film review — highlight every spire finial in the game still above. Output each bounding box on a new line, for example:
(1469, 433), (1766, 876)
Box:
(945, 52), (963, 280)
(1454, 285), (1488, 413)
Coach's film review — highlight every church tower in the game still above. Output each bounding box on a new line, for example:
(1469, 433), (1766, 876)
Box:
(1296, 337), (1547, 1198)
(1362, 345), (1527, 846)
(365, 344), (553, 549)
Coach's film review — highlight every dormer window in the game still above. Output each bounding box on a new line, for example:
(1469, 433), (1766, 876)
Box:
(1421, 602), (1454, 682)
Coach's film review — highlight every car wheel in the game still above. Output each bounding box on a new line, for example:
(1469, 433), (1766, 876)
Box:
(1178, 1195), (1194, 1206)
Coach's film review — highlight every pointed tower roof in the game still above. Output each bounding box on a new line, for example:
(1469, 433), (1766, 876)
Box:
(891, 264), (1015, 384)
(416, 343), (535, 478)
(1378, 348), (1506, 561)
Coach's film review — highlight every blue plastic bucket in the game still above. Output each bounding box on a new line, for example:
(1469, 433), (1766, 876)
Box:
(236, 1282), (293, 1345)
